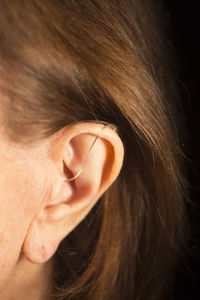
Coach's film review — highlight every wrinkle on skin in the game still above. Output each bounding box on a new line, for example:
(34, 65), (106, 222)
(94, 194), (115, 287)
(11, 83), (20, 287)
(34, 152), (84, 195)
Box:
(0, 129), (56, 297)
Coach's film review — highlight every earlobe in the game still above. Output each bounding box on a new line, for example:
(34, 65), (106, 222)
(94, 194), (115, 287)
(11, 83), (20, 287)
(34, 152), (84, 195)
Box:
(23, 219), (59, 264)
(23, 122), (124, 264)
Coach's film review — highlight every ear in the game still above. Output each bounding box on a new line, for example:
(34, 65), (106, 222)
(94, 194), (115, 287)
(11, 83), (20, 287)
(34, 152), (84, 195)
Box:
(23, 122), (124, 264)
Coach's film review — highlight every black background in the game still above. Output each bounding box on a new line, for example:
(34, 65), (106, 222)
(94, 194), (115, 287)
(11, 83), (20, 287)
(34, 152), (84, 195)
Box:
(165, 1), (200, 299)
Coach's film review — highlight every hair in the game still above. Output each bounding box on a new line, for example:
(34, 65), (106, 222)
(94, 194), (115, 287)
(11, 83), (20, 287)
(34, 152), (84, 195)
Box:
(0, 1), (190, 299)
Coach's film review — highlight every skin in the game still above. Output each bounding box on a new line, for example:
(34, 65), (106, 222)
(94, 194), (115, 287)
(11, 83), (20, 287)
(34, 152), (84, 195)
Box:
(0, 127), (57, 299)
(0, 121), (124, 299)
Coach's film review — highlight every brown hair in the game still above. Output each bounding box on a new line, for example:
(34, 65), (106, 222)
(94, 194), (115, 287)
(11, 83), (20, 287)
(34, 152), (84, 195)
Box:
(0, 1), (189, 299)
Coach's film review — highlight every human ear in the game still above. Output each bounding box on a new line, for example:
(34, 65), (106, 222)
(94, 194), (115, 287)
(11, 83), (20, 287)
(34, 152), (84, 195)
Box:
(23, 122), (124, 264)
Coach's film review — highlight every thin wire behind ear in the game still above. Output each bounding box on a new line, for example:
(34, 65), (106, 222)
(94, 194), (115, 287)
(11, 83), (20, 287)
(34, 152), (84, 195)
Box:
(64, 122), (117, 182)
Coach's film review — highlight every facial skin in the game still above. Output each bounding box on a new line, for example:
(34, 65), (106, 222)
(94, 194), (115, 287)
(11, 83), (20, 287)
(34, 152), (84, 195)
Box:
(0, 121), (124, 299)
(0, 130), (57, 298)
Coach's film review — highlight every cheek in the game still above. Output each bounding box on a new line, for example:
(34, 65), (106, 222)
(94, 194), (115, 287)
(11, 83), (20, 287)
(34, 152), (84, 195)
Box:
(0, 177), (31, 286)
(0, 164), (47, 287)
